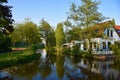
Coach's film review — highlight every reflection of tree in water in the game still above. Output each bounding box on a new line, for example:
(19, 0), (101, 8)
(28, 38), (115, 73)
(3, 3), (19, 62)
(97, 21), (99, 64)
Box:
(112, 60), (120, 71)
(56, 56), (65, 80)
(48, 55), (56, 65)
(6, 60), (40, 80)
(111, 60), (120, 80)
(39, 59), (52, 79)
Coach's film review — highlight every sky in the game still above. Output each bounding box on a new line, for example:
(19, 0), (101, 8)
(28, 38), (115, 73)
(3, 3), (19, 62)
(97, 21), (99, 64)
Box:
(8, 0), (120, 27)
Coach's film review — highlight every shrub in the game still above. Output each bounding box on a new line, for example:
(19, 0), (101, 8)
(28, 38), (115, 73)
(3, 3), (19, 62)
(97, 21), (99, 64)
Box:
(110, 42), (120, 56)
(62, 47), (71, 54)
(72, 44), (80, 55)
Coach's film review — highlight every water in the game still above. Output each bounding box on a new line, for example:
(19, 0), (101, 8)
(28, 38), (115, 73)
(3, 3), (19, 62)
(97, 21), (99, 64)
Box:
(0, 55), (120, 80)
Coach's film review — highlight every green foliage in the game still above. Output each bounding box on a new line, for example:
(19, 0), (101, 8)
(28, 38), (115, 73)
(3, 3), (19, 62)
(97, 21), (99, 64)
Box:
(39, 19), (55, 51)
(0, 50), (40, 69)
(55, 23), (65, 52)
(39, 19), (52, 33)
(67, 27), (82, 40)
(56, 57), (65, 79)
(62, 47), (71, 53)
(110, 42), (120, 56)
(66, 0), (106, 28)
(0, 35), (11, 52)
(47, 30), (56, 46)
(11, 19), (41, 47)
(82, 51), (93, 58)
(80, 0), (106, 27)
(72, 44), (80, 54)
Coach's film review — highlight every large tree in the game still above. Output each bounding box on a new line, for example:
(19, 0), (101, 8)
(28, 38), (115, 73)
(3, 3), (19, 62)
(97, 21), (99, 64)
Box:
(55, 23), (65, 53)
(0, 0), (14, 52)
(11, 19), (40, 47)
(66, 0), (106, 28)
(39, 19), (52, 51)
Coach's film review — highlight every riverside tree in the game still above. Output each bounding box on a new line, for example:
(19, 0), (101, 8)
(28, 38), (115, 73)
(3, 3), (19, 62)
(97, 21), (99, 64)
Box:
(55, 23), (65, 53)
(66, 0), (106, 28)
(0, 0), (14, 52)
(11, 19), (40, 47)
(39, 19), (54, 51)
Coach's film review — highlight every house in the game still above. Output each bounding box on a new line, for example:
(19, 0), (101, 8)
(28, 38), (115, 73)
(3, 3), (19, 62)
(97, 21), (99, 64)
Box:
(70, 20), (120, 52)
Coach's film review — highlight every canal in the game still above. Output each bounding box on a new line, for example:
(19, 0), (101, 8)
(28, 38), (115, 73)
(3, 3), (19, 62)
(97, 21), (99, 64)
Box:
(0, 55), (120, 80)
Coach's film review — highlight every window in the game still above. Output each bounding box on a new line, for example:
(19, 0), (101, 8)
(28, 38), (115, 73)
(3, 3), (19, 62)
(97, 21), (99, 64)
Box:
(108, 42), (111, 49)
(107, 29), (109, 37)
(111, 30), (113, 37)
(103, 42), (106, 49)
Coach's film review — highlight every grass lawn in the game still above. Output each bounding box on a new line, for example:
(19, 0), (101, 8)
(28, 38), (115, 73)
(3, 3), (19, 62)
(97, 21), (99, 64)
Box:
(0, 50), (40, 70)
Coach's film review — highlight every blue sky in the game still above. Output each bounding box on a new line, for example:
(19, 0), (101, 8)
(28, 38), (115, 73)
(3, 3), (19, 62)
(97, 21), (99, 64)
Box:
(8, 0), (120, 27)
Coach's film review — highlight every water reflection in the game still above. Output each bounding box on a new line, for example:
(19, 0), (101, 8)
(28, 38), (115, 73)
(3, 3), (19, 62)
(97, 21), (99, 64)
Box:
(41, 49), (47, 59)
(0, 55), (120, 80)
(56, 56), (65, 79)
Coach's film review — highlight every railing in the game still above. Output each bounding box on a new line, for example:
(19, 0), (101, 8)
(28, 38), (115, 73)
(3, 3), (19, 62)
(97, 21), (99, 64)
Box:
(92, 51), (113, 55)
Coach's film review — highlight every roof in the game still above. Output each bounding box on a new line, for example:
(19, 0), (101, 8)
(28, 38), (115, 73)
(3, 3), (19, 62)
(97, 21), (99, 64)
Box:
(114, 25), (120, 37)
(83, 20), (114, 38)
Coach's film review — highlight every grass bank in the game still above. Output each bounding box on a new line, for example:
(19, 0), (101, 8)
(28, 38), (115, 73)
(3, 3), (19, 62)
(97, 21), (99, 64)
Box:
(0, 50), (40, 69)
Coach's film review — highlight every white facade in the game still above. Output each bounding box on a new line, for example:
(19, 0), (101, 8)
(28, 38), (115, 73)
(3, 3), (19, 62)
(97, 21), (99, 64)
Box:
(91, 27), (120, 51)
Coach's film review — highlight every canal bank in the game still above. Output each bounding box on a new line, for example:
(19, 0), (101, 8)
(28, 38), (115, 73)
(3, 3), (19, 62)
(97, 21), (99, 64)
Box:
(0, 49), (40, 70)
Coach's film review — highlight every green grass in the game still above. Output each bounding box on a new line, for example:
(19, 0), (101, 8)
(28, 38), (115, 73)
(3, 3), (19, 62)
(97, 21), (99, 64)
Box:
(0, 50), (40, 69)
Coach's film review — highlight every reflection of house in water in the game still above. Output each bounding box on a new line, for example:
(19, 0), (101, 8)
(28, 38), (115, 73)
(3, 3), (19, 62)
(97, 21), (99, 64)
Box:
(77, 60), (120, 80)
(36, 49), (47, 59)
(64, 57), (87, 80)
(41, 49), (47, 59)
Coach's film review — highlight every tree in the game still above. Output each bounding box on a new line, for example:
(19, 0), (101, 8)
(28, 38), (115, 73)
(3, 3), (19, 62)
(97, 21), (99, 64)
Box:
(80, 0), (107, 27)
(47, 29), (56, 47)
(11, 19), (40, 47)
(0, 0), (14, 52)
(0, 0), (14, 34)
(39, 19), (52, 51)
(55, 23), (65, 53)
(66, 0), (106, 28)
(24, 20), (40, 45)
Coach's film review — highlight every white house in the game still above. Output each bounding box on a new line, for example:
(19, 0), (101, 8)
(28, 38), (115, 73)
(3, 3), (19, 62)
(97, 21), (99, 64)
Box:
(70, 21), (120, 52)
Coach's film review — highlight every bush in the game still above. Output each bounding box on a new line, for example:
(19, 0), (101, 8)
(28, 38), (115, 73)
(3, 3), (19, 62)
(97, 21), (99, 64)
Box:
(0, 36), (11, 52)
(62, 47), (71, 54)
(110, 42), (120, 56)
(82, 51), (93, 58)
(72, 45), (80, 55)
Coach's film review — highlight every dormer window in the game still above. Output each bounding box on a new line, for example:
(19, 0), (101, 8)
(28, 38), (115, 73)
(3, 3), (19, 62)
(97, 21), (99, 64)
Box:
(106, 29), (113, 37)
